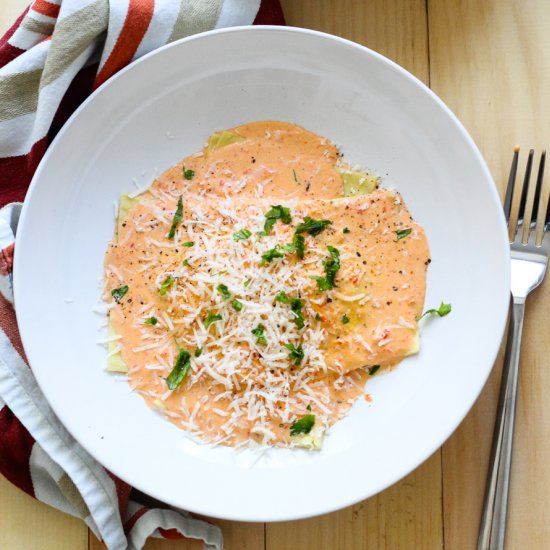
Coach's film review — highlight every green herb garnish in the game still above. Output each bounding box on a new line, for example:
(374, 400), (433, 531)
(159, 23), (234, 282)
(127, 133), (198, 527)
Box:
(251, 324), (267, 346)
(159, 276), (175, 296)
(167, 195), (183, 240)
(281, 243), (296, 253)
(295, 217), (332, 236)
(285, 343), (304, 365)
(244, 279), (251, 287)
(290, 414), (315, 436)
(165, 349), (191, 390)
(292, 233), (306, 259)
(194, 347), (203, 358)
(343, 227), (351, 234)
(310, 246), (340, 291)
(369, 365), (380, 376)
(310, 276), (331, 292)
(232, 299), (243, 312)
(183, 168), (195, 180)
(111, 285), (129, 303)
(315, 313), (322, 322)
(261, 205), (292, 236)
(204, 311), (222, 328)
(275, 291), (291, 304)
(233, 228), (252, 241)
(182, 241), (194, 247)
(342, 314), (350, 324)
(419, 302), (452, 320)
(396, 228), (412, 241)
(182, 259), (190, 267)
(275, 292), (305, 329)
(144, 316), (158, 326)
(261, 246), (285, 265)
(217, 284), (231, 300)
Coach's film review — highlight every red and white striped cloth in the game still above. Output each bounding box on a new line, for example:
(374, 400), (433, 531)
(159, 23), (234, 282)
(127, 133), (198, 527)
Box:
(0, 1), (284, 548)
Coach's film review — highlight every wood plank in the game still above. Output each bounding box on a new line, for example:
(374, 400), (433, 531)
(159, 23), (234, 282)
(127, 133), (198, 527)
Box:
(0, 475), (88, 550)
(268, 3), (442, 548)
(280, 0), (430, 84)
(266, 452), (443, 550)
(0, 0), (28, 32)
(428, 0), (550, 547)
(88, 518), (264, 550)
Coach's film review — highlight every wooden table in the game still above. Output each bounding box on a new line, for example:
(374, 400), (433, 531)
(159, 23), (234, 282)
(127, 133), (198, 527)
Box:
(1, 1), (549, 548)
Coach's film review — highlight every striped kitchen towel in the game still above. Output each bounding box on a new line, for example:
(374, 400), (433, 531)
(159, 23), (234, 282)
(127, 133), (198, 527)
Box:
(0, 1), (284, 549)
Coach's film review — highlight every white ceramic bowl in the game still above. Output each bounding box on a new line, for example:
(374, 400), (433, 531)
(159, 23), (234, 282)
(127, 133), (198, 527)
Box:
(14, 27), (509, 522)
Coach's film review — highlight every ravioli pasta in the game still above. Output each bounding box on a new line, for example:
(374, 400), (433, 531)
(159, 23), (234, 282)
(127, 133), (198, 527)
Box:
(103, 121), (430, 449)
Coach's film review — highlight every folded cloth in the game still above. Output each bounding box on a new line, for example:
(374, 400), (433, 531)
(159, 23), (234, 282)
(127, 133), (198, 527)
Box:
(0, 1), (284, 549)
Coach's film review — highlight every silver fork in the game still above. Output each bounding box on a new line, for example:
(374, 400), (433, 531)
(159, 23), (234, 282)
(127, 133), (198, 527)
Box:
(478, 148), (548, 550)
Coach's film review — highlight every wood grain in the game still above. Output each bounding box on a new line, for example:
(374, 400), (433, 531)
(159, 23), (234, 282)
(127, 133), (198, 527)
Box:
(266, 451), (443, 550)
(429, 0), (550, 548)
(0, 475), (88, 550)
(280, 0), (430, 84)
(0, 0), (28, 32)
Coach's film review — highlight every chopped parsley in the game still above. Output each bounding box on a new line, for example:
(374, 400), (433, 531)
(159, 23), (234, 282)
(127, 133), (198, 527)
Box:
(182, 241), (194, 247)
(233, 228), (252, 241)
(368, 365), (380, 376)
(111, 285), (129, 303)
(203, 311), (222, 328)
(310, 246), (340, 291)
(216, 283), (231, 300)
(165, 349), (191, 390)
(342, 314), (350, 324)
(144, 316), (158, 326)
(244, 279), (251, 287)
(419, 302), (452, 320)
(275, 291), (291, 304)
(251, 324), (267, 345)
(396, 228), (412, 241)
(281, 243), (296, 253)
(295, 216), (332, 236)
(261, 205), (292, 236)
(310, 276), (331, 292)
(194, 347), (203, 358)
(292, 233), (306, 259)
(315, 313), (322, 322)
(343, 227), (351, 234)
(183, 167), (195, 180)
(261, 246), (285, 265)
(285, 343), (304, 365)
(167, 195), (183, 240)
(290, 414), (315, 436)
(159, 276), (175, 296)
(231, 299), (243, 312)
(275, 291), (305, 329)
(182, 259), (190, 267)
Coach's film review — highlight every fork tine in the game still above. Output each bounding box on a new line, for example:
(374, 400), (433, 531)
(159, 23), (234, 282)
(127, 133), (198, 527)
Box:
(518, 149), (534, 222)
(532, 151), (546, 219)
(503, 146), (519, 220)
(535, 151), (548, 245)
(521, 150), (537, 243)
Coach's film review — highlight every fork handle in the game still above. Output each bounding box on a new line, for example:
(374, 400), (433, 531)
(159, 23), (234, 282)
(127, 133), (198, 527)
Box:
(478, 298), (525, 550)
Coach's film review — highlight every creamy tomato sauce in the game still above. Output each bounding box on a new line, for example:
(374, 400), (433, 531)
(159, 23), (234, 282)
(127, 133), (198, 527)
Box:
(103, 121), (430, 448)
